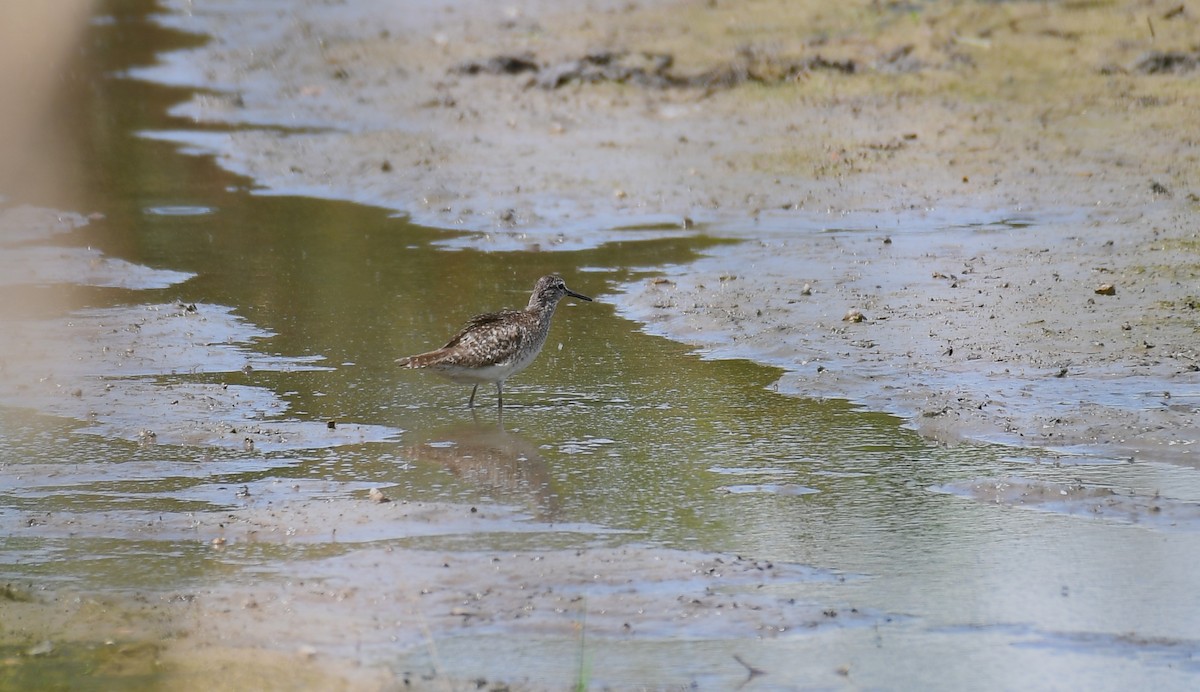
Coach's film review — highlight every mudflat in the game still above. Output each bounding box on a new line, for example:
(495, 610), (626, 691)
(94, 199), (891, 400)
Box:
(143, 0), (1200, 463)
(4, 2), (1196, 690)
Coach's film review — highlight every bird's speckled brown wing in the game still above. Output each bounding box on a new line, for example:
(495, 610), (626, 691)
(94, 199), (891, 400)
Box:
(434, 310), (532, 367)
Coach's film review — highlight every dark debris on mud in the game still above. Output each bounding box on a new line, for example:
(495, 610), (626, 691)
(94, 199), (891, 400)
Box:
(453, 47), (860, 91)
(1101, 47), (1200, 75)
(1134, 48), (1200, 74)
(455, 16), (1200, 89)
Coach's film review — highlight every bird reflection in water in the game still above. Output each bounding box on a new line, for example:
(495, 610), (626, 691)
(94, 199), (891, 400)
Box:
(404, 418), (562, 520)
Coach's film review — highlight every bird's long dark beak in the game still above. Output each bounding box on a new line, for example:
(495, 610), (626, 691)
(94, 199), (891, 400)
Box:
(566, 288), (593, 302)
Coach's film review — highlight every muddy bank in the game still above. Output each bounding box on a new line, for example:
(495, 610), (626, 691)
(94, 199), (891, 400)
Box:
(3, 487), (882, 690)
(132, 0), (1200, 463)
(617, 211), (1200, 465)
(932, 475), (1200, 530)
(0, 205), (398, 450)
(134, 0), (1200, 237)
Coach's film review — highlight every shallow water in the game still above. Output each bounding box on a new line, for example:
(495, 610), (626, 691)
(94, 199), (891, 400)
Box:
(2, 2), (1200, 689)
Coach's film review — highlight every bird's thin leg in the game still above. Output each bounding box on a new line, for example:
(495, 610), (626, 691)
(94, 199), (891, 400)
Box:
(468, 384), (478, 408)
(496, 381), (504, 409)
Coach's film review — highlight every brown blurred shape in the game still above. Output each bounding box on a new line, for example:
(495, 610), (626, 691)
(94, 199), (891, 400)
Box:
(0, 2), (94, 200)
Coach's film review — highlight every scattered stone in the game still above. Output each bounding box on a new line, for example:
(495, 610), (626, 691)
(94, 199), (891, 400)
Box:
(1095, 283), (1116, 295)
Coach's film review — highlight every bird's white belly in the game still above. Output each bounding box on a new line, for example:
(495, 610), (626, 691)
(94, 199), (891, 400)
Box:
(435, 348), (540, 385)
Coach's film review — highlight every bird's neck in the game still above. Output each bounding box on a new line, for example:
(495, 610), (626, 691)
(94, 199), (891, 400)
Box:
(527, 296), (559, 317)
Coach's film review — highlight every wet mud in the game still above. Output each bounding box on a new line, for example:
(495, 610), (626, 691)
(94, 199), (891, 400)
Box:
(933, 475), (1200, 531)
(616, 214), (1200, 466)
(5, 472), (887, 690)
(0, 206), (398, 451)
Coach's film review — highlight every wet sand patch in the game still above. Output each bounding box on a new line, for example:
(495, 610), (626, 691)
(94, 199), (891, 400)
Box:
(615, 216), (1200, 465)
(0, 205), (400, 451)
(2, 485), (881, 690)
(0, 302), (397, 450)
(932, 476), (1200, 531)
(1014, 628), (1200, 674)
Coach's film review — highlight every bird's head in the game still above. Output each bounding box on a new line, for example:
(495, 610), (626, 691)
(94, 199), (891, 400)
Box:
(528, 274), (593, 310)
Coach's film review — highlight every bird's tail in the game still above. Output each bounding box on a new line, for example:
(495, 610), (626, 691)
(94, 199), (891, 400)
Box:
(395, 350), (446, 369)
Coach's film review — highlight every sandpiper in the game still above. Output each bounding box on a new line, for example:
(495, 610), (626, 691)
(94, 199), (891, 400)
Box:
(396, 274), (593, 408)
